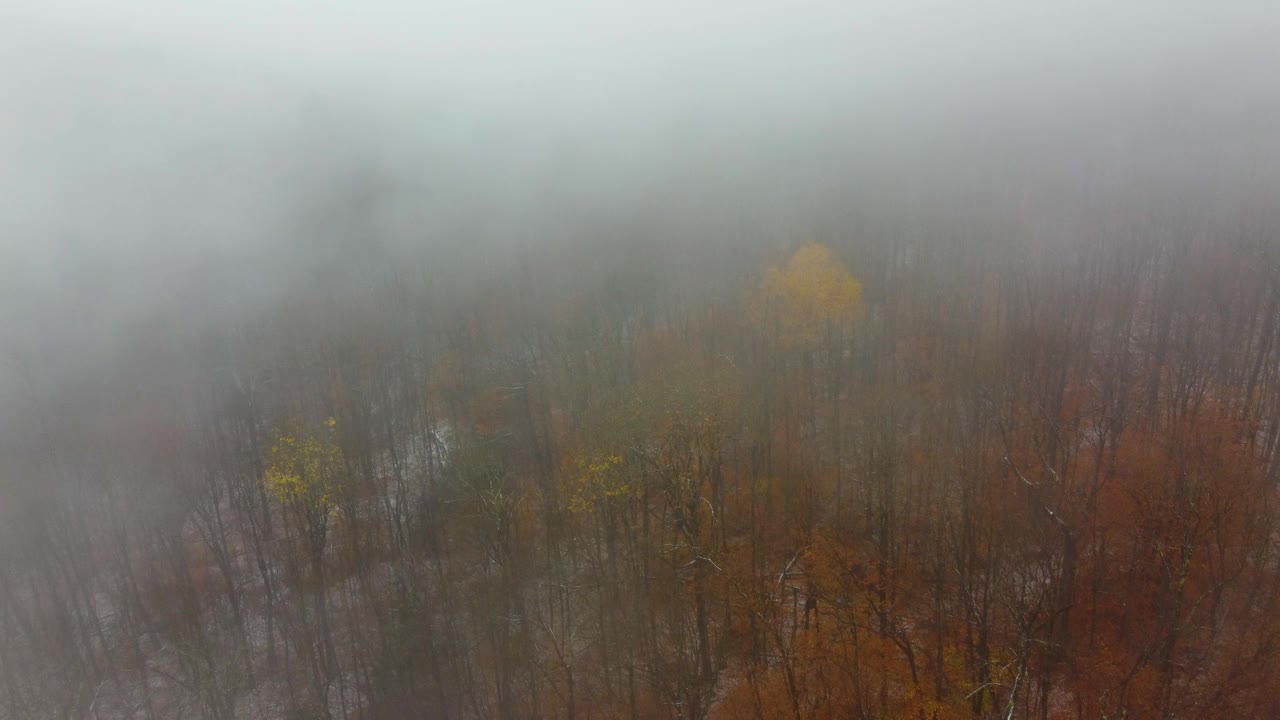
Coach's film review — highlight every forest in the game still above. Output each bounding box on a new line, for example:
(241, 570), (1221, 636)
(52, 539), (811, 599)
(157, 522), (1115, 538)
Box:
(6, 2), (1280, 719)
(6, 227), (1280, 719)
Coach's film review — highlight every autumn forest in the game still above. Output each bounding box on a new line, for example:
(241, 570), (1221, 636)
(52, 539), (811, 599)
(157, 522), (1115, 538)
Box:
(7, 226), (1280, 719)
(9, 4), (1280, 717)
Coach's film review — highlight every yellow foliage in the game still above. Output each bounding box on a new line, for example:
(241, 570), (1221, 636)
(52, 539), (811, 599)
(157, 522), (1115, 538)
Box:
(562, 452), (637, 513)
(755, 243), (863, 347)
(263, 418), (343, 511)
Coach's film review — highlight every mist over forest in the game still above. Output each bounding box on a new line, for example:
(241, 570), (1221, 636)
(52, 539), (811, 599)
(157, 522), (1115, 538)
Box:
(4, 2), (1280, 719)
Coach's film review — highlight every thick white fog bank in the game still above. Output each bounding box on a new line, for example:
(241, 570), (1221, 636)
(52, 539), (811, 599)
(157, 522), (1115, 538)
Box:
(3, 0), (1280, 421)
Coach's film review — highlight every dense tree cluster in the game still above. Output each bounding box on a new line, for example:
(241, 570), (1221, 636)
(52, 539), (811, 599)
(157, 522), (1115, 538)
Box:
(5, 230), (1280, 719)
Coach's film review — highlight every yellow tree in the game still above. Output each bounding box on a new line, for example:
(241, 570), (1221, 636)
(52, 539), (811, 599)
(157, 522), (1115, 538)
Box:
(755, 243), (863, 349)
(263, 417), (342, 513)
(263, 417), (344, 689)
(753, 244), (863, 514)
(562, 452), (633, 515)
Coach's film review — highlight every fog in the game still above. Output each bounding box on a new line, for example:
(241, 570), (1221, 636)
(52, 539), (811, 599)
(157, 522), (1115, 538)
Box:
(4, 3), (1280, 717)
(6, 3), (1278, 384)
